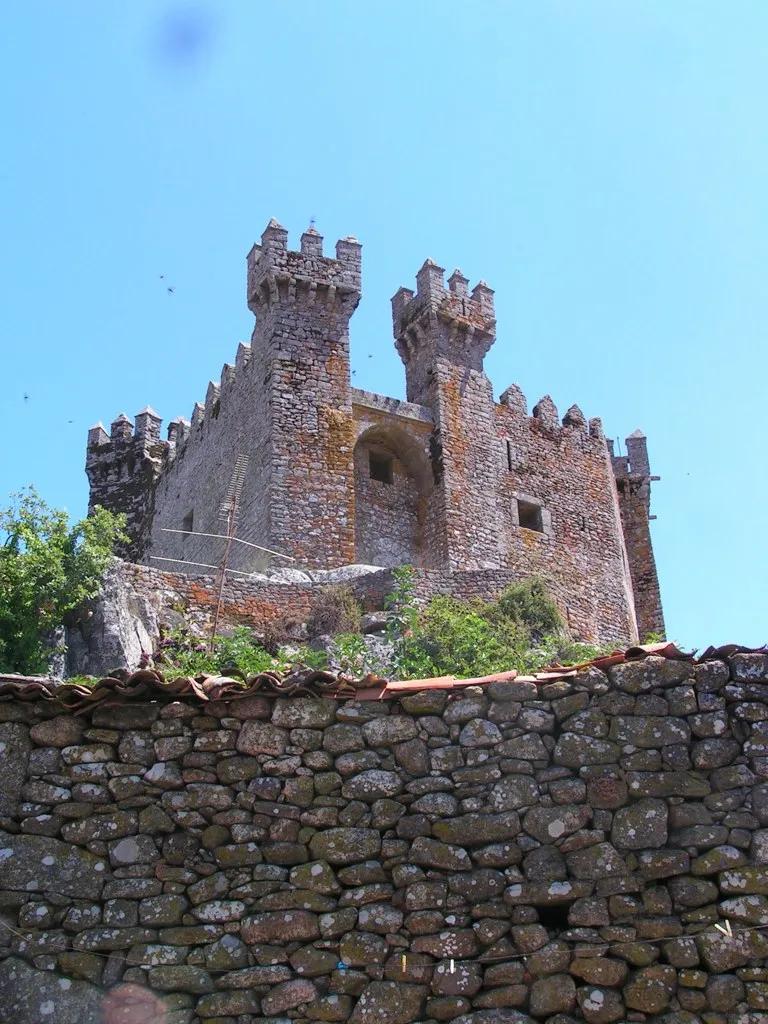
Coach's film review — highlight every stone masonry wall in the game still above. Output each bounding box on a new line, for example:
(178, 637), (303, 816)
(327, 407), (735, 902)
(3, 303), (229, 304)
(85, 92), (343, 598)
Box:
(3, 652), (768, 1022)
(64, 561), (638, 678)
(495, 392), (638, 645)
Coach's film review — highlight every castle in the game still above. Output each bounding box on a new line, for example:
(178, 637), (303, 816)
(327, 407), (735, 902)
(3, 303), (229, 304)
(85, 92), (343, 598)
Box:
(85, 219), (664, 644)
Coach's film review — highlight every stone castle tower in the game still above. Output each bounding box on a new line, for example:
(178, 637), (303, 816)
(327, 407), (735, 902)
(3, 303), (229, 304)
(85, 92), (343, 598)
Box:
(86, 220), (664, 643)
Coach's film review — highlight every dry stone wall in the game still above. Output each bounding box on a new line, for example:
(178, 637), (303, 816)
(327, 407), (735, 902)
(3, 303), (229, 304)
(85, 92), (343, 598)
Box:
(3, 653), (768, 1023)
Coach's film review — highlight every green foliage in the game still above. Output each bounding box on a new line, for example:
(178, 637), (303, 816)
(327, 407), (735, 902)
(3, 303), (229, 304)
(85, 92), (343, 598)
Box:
(396, 595), (531, 680)
(288, 645), (330, 672)
(155, 625), (279, 679)
(332, 632), (387, 677)
(0, 488), (128, 675)
(306, 587), (362, 639)
(494, 578), (564, 636)
(643, 631), (666, 645)
(383, 564), (421, 677)
(380, 568), (617, 681)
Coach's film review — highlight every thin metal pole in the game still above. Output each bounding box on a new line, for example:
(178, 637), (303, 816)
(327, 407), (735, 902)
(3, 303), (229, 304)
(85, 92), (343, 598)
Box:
(150, 556), (256, 577)
(210, 506), (236, 652)
(159, 529), (295, 561)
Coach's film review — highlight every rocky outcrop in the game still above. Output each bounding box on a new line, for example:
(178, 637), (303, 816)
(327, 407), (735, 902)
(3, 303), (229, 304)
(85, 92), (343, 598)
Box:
(1, 652), (768, 1021)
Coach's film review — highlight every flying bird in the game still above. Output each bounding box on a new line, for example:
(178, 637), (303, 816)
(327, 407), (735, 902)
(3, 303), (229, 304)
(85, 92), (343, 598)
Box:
(167, 287), (174, 295)
(23, 393), (29, 402)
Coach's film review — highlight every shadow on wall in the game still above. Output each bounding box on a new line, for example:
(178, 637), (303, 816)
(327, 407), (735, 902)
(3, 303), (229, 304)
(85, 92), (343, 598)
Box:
(354, 424), (434, 568)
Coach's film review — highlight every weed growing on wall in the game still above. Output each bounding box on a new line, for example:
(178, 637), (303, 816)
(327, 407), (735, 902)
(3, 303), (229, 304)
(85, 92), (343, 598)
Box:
(380, 566), (616, 680)
(306, 586), (362, 639)
(154, 625), (281, 678)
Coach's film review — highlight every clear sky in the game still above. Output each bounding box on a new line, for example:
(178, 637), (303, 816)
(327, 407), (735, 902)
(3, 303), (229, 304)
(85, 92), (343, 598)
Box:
(1, 1), (765, 651)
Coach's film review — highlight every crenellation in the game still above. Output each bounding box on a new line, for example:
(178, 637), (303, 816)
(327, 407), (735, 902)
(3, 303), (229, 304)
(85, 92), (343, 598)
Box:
(563, 403), (587, 430)
(248, 219), (362, 318)
(499, 383), (528, 414)
(110, 412), (133, 441)
(589, 416), (604, 439)
(190, 401), (205, 430)
(532, 394), (559, 429)
(626, 428), (651, 476)
(87, 422), (109, 448)
(204, 380), (220, 413)
(447, 267), (469, 296)
(86, 221), (664, 643)
(235, 341), (251, 371)
(134, 405), (162, 444)
(221, 362), (236, 389)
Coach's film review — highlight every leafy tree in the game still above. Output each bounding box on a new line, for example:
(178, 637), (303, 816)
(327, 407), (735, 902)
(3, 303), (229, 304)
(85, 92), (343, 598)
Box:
(0, 487), (128, 674)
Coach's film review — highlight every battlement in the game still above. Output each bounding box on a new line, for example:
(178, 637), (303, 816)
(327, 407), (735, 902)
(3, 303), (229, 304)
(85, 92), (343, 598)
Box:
(498, 384), (605, 439)
(86, 409), (167, 465)
(611, 429), (655, 479)
(247, 218), (362, 314)
(392, 259), (496, 342)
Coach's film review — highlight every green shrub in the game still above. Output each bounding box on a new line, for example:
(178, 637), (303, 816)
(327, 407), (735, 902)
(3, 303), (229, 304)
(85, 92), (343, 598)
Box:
(396, 595), (531, 680)
(643, 631), (666, 644)
(287, 645), (329, 671)
(306, 587), (362, 639)
(155, 625), (278, 678)
(332, 632), (388, 677)
(495, 578), (564, 636)
(0, 487), (128, 675)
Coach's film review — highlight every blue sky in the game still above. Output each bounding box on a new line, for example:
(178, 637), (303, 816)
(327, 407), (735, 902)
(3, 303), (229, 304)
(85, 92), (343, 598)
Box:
(1, 1), (765, 650)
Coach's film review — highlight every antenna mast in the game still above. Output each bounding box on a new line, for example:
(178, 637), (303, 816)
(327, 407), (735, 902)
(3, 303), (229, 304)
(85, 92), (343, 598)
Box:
(210, 455), (249, 650)
(150, 453), (296, 653)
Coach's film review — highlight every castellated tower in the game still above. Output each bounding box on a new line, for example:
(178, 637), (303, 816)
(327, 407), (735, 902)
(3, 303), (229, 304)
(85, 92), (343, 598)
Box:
(392, 263), (500, 569)
(244, 220), (362, 565)
(85, 407), (166, 560)
(610, 431), (665, 640)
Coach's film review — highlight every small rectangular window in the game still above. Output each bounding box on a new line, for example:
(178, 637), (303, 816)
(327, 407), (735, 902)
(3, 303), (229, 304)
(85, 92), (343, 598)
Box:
(517, 499), (543, 533)
(182, 511), (194, 537)
(506, 440), (513, 471)
(370, 453), (393, 484)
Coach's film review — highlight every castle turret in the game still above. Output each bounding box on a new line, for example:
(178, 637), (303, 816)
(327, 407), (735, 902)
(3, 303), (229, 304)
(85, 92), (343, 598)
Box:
(245, 219), (362, 566)
(611, 430), (665, 639)
(392, 261), (500, 569)
(85, 408), (167, 560)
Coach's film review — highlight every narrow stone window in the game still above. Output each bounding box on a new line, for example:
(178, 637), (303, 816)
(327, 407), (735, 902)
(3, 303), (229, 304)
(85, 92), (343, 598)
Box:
(517, 498), (543, 533)
(369, 453), (393, 484)
(182, 510), (194, 537)
(506, 439), (513, 471)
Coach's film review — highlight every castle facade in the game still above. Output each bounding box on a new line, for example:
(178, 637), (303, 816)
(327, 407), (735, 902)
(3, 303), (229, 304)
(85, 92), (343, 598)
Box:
(86, 220), (664, 643)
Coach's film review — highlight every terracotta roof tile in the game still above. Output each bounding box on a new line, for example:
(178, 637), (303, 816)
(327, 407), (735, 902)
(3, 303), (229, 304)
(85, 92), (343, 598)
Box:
(2, 643), (765, 712)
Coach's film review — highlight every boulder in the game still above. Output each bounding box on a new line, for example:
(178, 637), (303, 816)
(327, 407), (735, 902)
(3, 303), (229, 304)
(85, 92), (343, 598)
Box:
(0, 957), (102, 1024)
(0, 832), (109, 898)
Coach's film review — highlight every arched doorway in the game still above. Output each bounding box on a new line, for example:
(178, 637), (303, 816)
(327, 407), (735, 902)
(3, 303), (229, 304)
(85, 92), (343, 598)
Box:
(353, 424), (433, 567)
